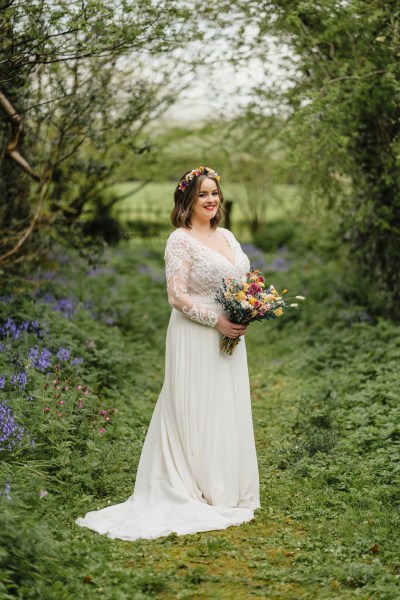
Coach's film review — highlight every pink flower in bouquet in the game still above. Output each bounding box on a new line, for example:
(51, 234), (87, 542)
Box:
(248, 283), (262, 295)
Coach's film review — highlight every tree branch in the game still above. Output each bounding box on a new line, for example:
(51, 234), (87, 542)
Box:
(0, 199), (42, 264)
(0, 90), (40, 181)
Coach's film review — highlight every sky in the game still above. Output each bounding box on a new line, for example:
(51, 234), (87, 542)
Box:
(161, 37), (293, 125)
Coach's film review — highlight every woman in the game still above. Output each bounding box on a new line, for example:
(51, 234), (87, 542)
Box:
(76, 166), (260, 540)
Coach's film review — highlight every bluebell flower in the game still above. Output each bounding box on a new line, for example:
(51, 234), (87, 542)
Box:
(71, 357), (84, 366)
(11, 370), (27, 390)
(57, 347), (71, 361)
(30, 347), (52, 372)
(0, 375), (5, 389)
(0, 400), (30, 451)
(0, 480), (12, 500)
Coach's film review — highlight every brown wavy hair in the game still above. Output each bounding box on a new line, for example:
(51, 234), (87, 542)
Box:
(170, 172), (224, 230)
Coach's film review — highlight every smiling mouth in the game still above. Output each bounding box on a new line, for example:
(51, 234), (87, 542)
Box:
(204, 205), (216, 210)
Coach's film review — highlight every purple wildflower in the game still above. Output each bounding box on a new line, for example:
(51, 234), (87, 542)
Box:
(0, 400), (29, 450)
(0, 343), (2, 352)
(0, 480), (11, 500)
(29, 346), (39, 361)
(268, 256), (292, 273)
(57, 347), (71, 361)
(37, 295), (77, 318)
(11, 370), (27, 390)
(0, 375), (5, 389)
(30, 347), (52, 372)
(71, 357), (84, 366)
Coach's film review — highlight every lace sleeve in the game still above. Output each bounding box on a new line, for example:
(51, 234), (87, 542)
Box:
(164, 233), (219, 327)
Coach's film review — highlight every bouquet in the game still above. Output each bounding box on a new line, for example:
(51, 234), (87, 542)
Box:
(215, 269), (305, 355)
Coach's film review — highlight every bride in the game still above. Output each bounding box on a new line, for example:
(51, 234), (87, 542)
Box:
(76, 166), (260, 540)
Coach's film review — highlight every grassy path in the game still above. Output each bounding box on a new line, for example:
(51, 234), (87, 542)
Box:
(2, 238), (399, 598)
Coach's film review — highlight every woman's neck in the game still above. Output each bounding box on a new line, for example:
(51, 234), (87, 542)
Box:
(189, 219), (214, 235)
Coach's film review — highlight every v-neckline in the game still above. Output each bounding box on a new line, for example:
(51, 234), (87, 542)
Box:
(180, 228), (236, 267)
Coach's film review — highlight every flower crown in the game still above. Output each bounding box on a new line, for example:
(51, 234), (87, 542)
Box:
(178, 165), (220, 191)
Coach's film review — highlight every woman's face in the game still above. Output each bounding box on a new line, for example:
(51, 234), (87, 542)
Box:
(191, 177), (220, 225)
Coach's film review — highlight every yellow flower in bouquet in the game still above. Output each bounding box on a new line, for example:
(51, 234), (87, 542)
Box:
(215, 269), (305, 354)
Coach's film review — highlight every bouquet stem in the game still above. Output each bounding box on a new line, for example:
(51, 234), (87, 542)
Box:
(220, 335), (242, 355)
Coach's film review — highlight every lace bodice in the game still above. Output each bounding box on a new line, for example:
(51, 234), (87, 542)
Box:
(164, 228), (250, 327)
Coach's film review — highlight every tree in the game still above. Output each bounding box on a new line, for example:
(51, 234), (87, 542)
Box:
(227, 0), (400, 318)
(0, 0), (199, 266)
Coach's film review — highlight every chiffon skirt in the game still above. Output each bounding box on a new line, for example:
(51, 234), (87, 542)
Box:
(75, 308), (260, 541)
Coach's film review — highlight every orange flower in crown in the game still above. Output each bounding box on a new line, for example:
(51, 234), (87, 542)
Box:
(178, 166), (220, 191)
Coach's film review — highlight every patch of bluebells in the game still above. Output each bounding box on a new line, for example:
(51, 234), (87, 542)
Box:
(268, 255), (292, 273)
(29, 346), (52, 372)
(241, 244), (267, 272)
(0, 400), (30, 451)
(0, 318), (44, 341)
(11, 370), (27, 390)
(56, 347), (71, 361)
(37, 294), (77, 318)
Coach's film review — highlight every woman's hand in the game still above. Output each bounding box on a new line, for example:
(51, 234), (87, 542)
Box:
(215, 314), (248, 338)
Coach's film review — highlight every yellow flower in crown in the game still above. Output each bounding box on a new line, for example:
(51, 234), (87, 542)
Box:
(274, 307), (283, 317)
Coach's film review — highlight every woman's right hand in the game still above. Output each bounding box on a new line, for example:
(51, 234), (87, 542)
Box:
(215, 314), (248, 338)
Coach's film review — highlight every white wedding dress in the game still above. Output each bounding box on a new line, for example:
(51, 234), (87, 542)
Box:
(75, 227), (260, 540)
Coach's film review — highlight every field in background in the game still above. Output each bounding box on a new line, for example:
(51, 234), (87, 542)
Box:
(110, 182), (300, 226)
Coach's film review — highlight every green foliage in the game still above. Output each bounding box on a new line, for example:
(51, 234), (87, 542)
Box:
(0, 0), (202, 268)
(1, 226), (399, 598)
(233, 0), (400, 319)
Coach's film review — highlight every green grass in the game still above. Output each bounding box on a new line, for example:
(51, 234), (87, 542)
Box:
(1, 231), (399, 599)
